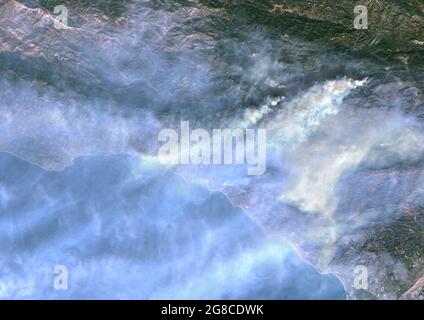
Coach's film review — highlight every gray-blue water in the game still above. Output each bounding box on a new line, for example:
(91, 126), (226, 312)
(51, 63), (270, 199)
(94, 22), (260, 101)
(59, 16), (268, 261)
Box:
(0, 152), (345, 299)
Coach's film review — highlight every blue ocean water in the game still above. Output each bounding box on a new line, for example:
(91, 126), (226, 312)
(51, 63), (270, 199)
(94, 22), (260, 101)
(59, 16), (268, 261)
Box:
(0, 152), (345, 299)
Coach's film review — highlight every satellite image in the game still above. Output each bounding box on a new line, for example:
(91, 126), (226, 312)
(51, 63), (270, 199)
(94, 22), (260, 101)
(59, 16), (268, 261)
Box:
(0, 0), (423, 300)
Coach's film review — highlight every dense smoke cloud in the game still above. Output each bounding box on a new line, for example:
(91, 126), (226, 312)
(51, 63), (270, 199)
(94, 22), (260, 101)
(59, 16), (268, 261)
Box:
(0, 0), (423, 299)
